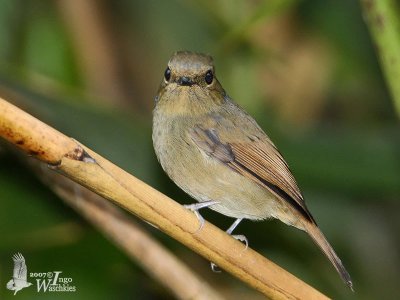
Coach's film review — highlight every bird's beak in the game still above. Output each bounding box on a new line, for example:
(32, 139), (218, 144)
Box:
(178, 76), (193, 86)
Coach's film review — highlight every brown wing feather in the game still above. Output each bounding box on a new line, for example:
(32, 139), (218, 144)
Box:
(229, 142), (314, 221)
(190, 125), (314, 222)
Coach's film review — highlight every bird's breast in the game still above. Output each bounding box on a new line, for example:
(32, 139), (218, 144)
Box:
(152, 113), (283, 220)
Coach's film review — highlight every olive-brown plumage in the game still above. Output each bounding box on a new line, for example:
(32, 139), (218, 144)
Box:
(152, 51), (352, 289)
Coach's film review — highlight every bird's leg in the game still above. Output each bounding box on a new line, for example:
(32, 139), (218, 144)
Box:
(226, 218), (248, 248)
(211, 218), (248, 272)
(184, 200), (219, 232)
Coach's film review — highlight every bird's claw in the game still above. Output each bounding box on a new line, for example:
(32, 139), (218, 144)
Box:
(193, 210), (205, 233)
(210, 262), (221, 273)
(231, 234), (248, 250)
(184, 201), (219, 233)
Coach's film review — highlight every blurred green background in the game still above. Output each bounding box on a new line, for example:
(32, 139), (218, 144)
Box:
(0, 0), (399, 299)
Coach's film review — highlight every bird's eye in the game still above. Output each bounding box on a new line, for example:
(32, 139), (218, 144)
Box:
(205, 70), (213, 85)
(164, 67), (171, 82)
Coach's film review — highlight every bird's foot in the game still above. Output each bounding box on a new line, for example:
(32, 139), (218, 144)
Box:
(210, 262), (221, 273)
(184, 201), (219, 233)
(231, 234), (248, 250)
(226, 218), (248, 249)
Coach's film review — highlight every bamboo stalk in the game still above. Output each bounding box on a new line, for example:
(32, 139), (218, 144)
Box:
(0, 97), (328, 300)
(361, 0), (400, 117)
(28, 159), (223, 300)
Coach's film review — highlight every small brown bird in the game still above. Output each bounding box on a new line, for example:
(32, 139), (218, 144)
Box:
(152, 51), (352, 289)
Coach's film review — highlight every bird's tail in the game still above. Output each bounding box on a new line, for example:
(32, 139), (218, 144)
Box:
(302, 221), (353, 291)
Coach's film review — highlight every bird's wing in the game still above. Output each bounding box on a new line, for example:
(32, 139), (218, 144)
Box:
(190, 125), (314, 221)
(12, 253), (28, 281)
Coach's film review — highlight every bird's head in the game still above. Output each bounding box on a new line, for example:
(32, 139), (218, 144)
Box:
(155, 51), (226, 116)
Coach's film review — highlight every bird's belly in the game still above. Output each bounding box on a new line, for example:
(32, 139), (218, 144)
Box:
(204, 169), (281, 220)
(154, 129), (281, 220)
